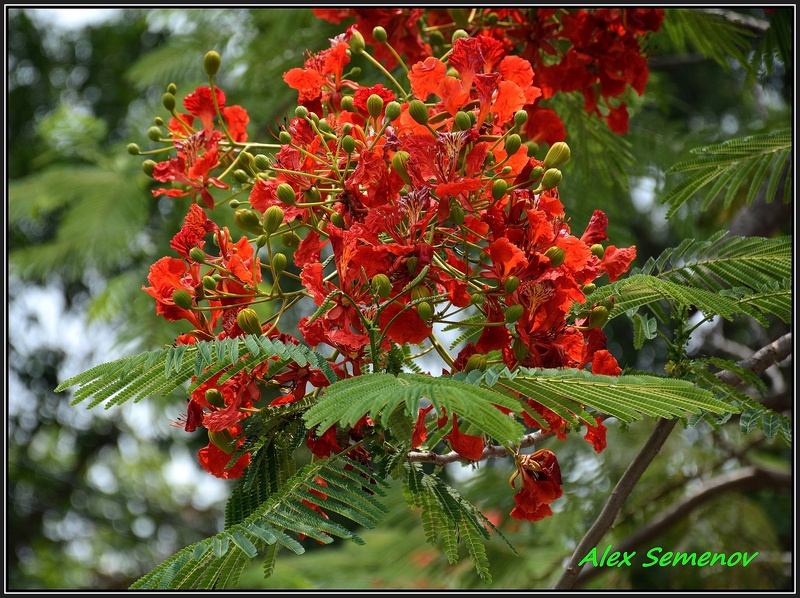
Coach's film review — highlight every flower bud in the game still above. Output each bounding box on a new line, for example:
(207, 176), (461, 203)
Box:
(142, 159), (157, 177)
(491, 179), (507, 200)
(276, 183), (297, 206)
(590, 243), (605, 259)
(372, 26), (388, 43)
(581, 283), (596, 295)
(208, 429), (236, 454)
(469, 293), (484, 306)
(464, 353), (487, 373)
(127, 143), (140, 155)
(411, 285), (431, 302)
(330, 212), (345, 228)
(417, 301), (433, 322)
(587, 305), (609, 330)
(189, 247), (207, 263)
(371, 273), (392, 299)
(205, 388), (226, 409)
(512, 338), (529, 362)
(233, 169), (250, 184)
(385, 101), (401, 121)
(342, 135), (355, 154)
(406, 256), (419, 275)
(172, 288), (194, 310)
(279, 130), (293, 145)
(454, 111), (472, 131)
(543, 142), (571, 170)
(600, 298), (614, 312)
(263, 205), (285, 234)
(452, 29), (469, 43)
(294, 105), (309, 119)
(162, 92), (176, 112)
(504, 304), (525, 323)
(229, 199), (241, 208)
(282, 231), (300, 247)
(153, 116), (165, 126)
(529, 165), (544, 181)
(541, 168), (563, 190)
(504, 276), (520, 294)
(349, 28), (366, 54)
(234, 208), (266, 235)
(408, 100), (429, 125)
(367, 94), (384, 119)
(272, 252), (287, 275)
(167, 82), (177, 95)
(544, 246), (566, 268)
(203, 275), (218, 291)
(391, 150), (412, 185)
(237, 307), (263, 336)
(254, 154), (271, 170)
(504, 133), (521, 156)
(340, 96), (355, 112)
(304, 186), (321, 203)
(204, 50), (221, 77)
(147, 126), (162, 142)
(449, 199), (465, 225)
(514, 109), (528, 127)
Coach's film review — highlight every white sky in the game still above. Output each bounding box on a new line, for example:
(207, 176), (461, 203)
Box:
(25, 8), (123, 30)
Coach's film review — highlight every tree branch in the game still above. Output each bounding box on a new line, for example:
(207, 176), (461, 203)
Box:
(551, 333), (793, 589)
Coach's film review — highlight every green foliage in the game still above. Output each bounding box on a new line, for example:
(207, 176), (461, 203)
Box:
(662, 129), (792, 218)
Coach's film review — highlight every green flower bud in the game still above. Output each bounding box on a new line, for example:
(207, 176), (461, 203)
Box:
(541, 168), (563, 190)
(167, 83), (177, 95)
(237, 307), (263, 336)
(229, 199), (241, 208)
(330, 212), (345, 228)
(587, 305), (609, 330)
(349, 29), (366, 54)
(208, 429), (236, 454)
(295, 105), (309, 119)
(279, 130), (293, 145)
(491, 179), (507, 201)
(234, 208), (266, 235)
(544, 246), (566, 268)
(142, 159), (157, 177)
(172, 288), (194, 310)
(384, 100), (401, 121)
(254, 154), (271, 170)
(203, 50), (221, 77)
(367, 94), (384, 119)
(202, 275), (218, 291)
(189, 247), (207, 263)
(529, 165), (544, 181)
(512, 338), (529, 362)
(233, 169), (250, 184)
(263, 205), (285, 234)
(600, 298), (614, 312)
(276, 183), (297, 206)
(514, 111), (528, 128)
(449, 199), (465, 226)
(464, 353), (488, 373)
(504, 276), (520, 294)
(543, 141), (571, 170)
(454, 110), (472, 131)
(504, 133), (521, 156)
(411, 285), (431, 302)
(272, 252), (287, 275)
(408, 99), (429, 125)
(581, 283), (597, 295)
(153, 116), (165, 127)
(342, 135), (355, 154)
(340, 96), (355, 112)
(452, 29), (469, 43)
(147, 126), (162, 142)
(391, 150), (412, 185)
(504, 303), (525, 323)
(304, 186), (321, 203)
(162, 92), (176, 112)
(371, 273), (392, 299)
(525, 140), (539, 156)
(205, 388), (226, 409)
(469, 293), (484, 306)
(406, 256), (419, 275)
(372, 26), (388, 43)
(590, 244), (605, 259)
(282, 231), (300, 247)
(417, 301), (433, 322)
(126, 143), (140, 155)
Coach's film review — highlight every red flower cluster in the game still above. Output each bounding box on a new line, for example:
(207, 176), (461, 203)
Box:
(140, 11), (645, 523)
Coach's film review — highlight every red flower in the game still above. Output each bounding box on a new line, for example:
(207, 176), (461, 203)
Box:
(584, 417), (608, 453)
(509, 449), (563, 522)
(443, 414), (485, 461)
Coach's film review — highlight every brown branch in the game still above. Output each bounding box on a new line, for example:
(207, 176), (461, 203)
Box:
(552, 333), (793, 589)
(406, 429), (554, 466)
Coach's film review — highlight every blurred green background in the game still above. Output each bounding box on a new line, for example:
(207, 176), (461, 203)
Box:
(7, 7), (792, 590)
